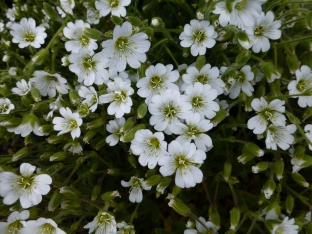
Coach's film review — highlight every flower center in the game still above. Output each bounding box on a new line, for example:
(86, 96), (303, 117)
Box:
(78, 103), (89, 117)
(192, 96), (204, 108)
(192, 30), (206, 43)
(131, 177), (143, 188)
(186, 125), (200, 138)
(80, 34), (90, 46)
(147, 137), (160, 150)
(236, 71), (246, 83)
(83, 56), (97, 70)
(17, 175), (35, 190)
(275, 227), (286, 234)
(8, 220), (24, 233)
(114, 90), (127, 102)
(164, 104), (177, 119)
(98, 212), (114, 226)
(0, 104), (9, 113)
(297, 79), (307, 92)
(69, 119), (78, 129)
(109, 0), (119, 8)
(39, 223), (56, 234)
(23, 31), (35, 42)
(195, 74), (210, 84)
(115, 36), (129, 51)
(235, 0), (248, 11)
(150, 75), (163, 89)
(254, 25), (265, 36)
(175, 155), (189, 169)
(260, 109), (273, 121)
(46, 75), (58, 82)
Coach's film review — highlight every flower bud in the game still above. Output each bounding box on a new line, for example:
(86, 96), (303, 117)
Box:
(69, 89), (80, 105)
(237, 152), (255, 164)
(137, 103), (148, 119)
(292, 172), (309, 187)
(46, 163), (64, 175)
(168, 198), (190, 216)
(294, 146), (305, 159)
(209, 206), (221, 229)
(86, 118), (105, 129)
(47, 134), (64, 144)
(23, 62), (35, 78)
(286, 54), (300, 74)
(235, 50), (251, 67)
(60, 186), (79, 199)
(196, 55), (206, 70)
(285, 111), (301, 124)
(61, 55), (70, 66)
(121, 124), (146, 142)
(123, 117), (136, 132)
(50, 151), (67, 161)
(258, 193), (266, 205)
(217, 29), (232, 42)
(172, 185), (181, 197)
(223, 161), (232, 181)
(107, 168), (121, 176)
(156, 177), (171, 197)
(31, 87), (41, 102)
(252, 162), (268, 173)
(263, 180), (276, 199)
(43, 2), (59, 19)
(102, 191), (121, 201)
(306, 222), (312, 234)
(83, 129), (97, 144)
(127, 154), (137, 168)
(243, 95), (253, 112)
(265, 201), (280, 220)
(126, 16), (143, 27)
(91, 185), (101, 201)
(21, 96), (34, 107)
(262, 62), (281, 83)
(111, 15), (123, 25)
(24, 135), (34, 146)
(227, 176), (240, 185)
(61, 199), (81, 209)
(83, 28), (102, 40)
(104, 30), (113, 38)
(236, 31), (251, 49)
(211, 109), (227, 126)
(243, 142), (264, 157)
(12, 147), (29, 162)
(151, 17), (164, 28)
(78, 103), (89, 117)
(286, 194), (294, 214)
(306, 11), (312, 29)
(145, 175), (162, 187)
(38, 124), (53, 134)
(48, 190), (62, 211)
(182, 47), (190, 57)
(255, 85), (266, 98)
(230, 207), (240, 230)
(95, 138), (107, 150)
(31, 49), (49, 65)
(274, 159), (284, 180)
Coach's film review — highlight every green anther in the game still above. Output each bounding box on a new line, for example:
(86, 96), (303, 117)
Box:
(23, 31), (35, 42)
(109, 0), (119, 8)
(192, 30), (206, 43)
(0, 104), (8, 113)
(236, 71), (246, 83)
(297, 79), (307, 92)
(80, 35), (90, 46)
(195, 74), (210, 84)
(8, 220), (24, 233)
(39, 223), (55, 234)
(98, 212), (114, 227)
(115, 36), (129, 51)
(254, 25), (265, 36)
(17, 175), (35, 190)
(176, 156), (188, 169)
(147, 137), (160, 150)
(186, 126), (199, 137)
(132, 178), (142, 188)
(150, 76), (163, 89)
(259, 109), (273, 121)
(83, 56), (97, 70)
(192, 96), (204, 108)
(69, 119), (78, 129)
(164, 105), (177, 118)
(46, 75), (58, 81)
(114, 90), (127, 102)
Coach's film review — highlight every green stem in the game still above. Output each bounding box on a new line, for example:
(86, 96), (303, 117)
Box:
(164, 44), (179, 67)
(273, 43), (277, 66)
(129, 203), (140, 223)
(46, 24), (66, 50)
(203, 182), (215, 210)
(277, 35), (312, 46)
(281, 17), (306, 28)
(61, 164), (80, 187)
(277, 8), (309, 19)
(150, 38), (169, 51)
(154, 28), (183, 33)
(188, 212), (211, 232)
(295, 122), (312, 146)
(229, 183), (239, 208)
(246, 217), (256, 234)
(284, 181), (312, 209)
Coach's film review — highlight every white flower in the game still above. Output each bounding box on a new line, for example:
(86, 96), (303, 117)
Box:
(86, 8), (101, 25)
(99, 77), (134, 118)
(47, 95), (63, 119)
(63, 20), (98, 53)
(64, 140), (83, 154)
(305, 124), (312, 151)
(0, 163), (52, 208)
(95, 0), (131, 17)
(53, 107), (83, 139)
(0, 98), (14, 114)
(12, 79), (31, 96)
(121, 176), (152, 203)
(106, 117), (126, 146)
(265, 124), (297, 151)
(148, 89), (192, 135)
(179, 19), (217, 56)
(102, 21), (151, 73)
(57, 0), (75, 17)
(116, 221), (135, 234)
(6, 4), (18, 21)
(21, 218), (66, 234)
(246, 11), (281, 53)
(7, 113), (45, 137)
(84, 211), (117, 234)
(69, 50), (110, 86)
(288, 65), (312, 108)
(0, 210), (29, 233)
(184, 217), (218, 234)
(78, 86), (99, 112)
(181, 63), (224, 94)
(130, 129), (169, 169)
(30, 70), (69, 97)
(272, 217), (299, 234)
(137, 63), (179, 105)
(10, 18), (47, 48)
(182, 82), (220, 119)
(247, 97), (286, 134)
(226, 65), (254, 99)
(171, 112), (213, 152)
(159, 141), (206, 188)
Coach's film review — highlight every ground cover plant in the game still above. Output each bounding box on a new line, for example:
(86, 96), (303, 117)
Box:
(1, 0), (312, 233)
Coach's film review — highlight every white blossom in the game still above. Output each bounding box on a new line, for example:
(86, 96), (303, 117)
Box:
(84, 211), (117, 234)
(95, 0), (131, 17)
(0, 210), (29, 233)
(265, 124), (297, 151)
(272, 217), (299, 234)
(21, 218), (66, 234)
(121, 176), (151, 203)
(78, 86), (99, 112)
(0, 98), (14, 114)
(106, 117), (126, 146)
(12, 79), (31, 96)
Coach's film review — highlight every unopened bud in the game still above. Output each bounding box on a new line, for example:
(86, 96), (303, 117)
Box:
(91, 185), (101, 201)
(111, 15), (123, 25)
(123, 117), (136, 132)
(262, 62), (281, 83)
(182, 47), (190, 57)
(285, 111), (301, 124)
(230, 207), (240, 230)
(50, 151), (66, 161)
(237, 31), (251, 49)
(156, 177), (171, 197)
(102, 190), (121, 201)
(60, 186), (79, 199)
(255, 85), (266, 99)
(107, 168), (121, 176)
(61, 55), (70, 66)
(243, 142), (264, 157)
(274, 159), (284, 180)
(223, 161), (232, 181)
(127, 154), (136, 168)
(69, 89), (80, 105)
(21, 96), (33, 107)
(292, 172), (309, 187)
(137, 103), (148, 119)
(43, 2), (58, 19)
(61, 199), (81, 209)
(209, 206), (221, 229)
(126, 16), (142, 27)
(23, 62), (35, 78)
(237, 152), (255, 164)
(38, 124), (53, 134)
(196, 55), (206, 70)
(286, 194), (294, 214)
(48, 190), (62, 211)
(265, 201), (281, 220)
(12, 147), (29, 162)
(47, 135), (64, 144)
(235, 50), (251, 67)
(172, 185), (181, 197)
(104, 30), (113, 38)
(83, 129), (97, 143)
(263, 180), (276, 199)
(211, 109), (227, 126)
(286, 54), (300, 74)
(294, 145), (305, 159)
(151, 17), (163, 28)
(121, 124), (146, 142)
(95, 138), (106, 150)
(168, 198), (190, 216)
(31, 49), (49, 65)
(145, 175), (162, 187)
(252, 162), (268, 173)
(83, 28), (102, 40)
(31, 87), (41, 102)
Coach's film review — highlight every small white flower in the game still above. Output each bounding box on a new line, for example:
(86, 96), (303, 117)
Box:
(84, 211), (117, 234)
(288, 65), (312, 108)
(179, 19), (217, 56)
(69, 50), (110, 86)
(182, 82), (220, 119)
(86, 8), (101, 25)
(78, 86), (99, 112)
(0, 163), (52, 208)
(57, 0), (75, 17)
(102, 21), (151, 73)
(121, 176), (151, 203)
(136, 63), (179, 105)
(95, 0), (131, 17)
(6, 4), (18, 21)
(130, 129), (169, 169)
(47, 95), (63, 119)
(184, 216), (218, 234)
(159, 141), (206, 188)
(21, 218), (66, 234)
(171, 112), (213, 152)
(181, 63), (224, 94)
(106, 117), (126, 146)
(265, 124), (297, 151)
(53, 107), (83, 139)
(10, 18), (47, 48)
(12, 79), (31, 96)
(99, 77), (134, 118)
(116, 221), (135, 234)
(246, 11), (281, 53)
(0, 210), (29, 233)
(272, 217), (299, 234)
(247, 97), (286, 134)
(148, 89), (192, 135)
(30, 70), (69, 97)
(64, 140), (83, 154)
(63, 20), (98, 53)
(0, 98), (14, 114)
